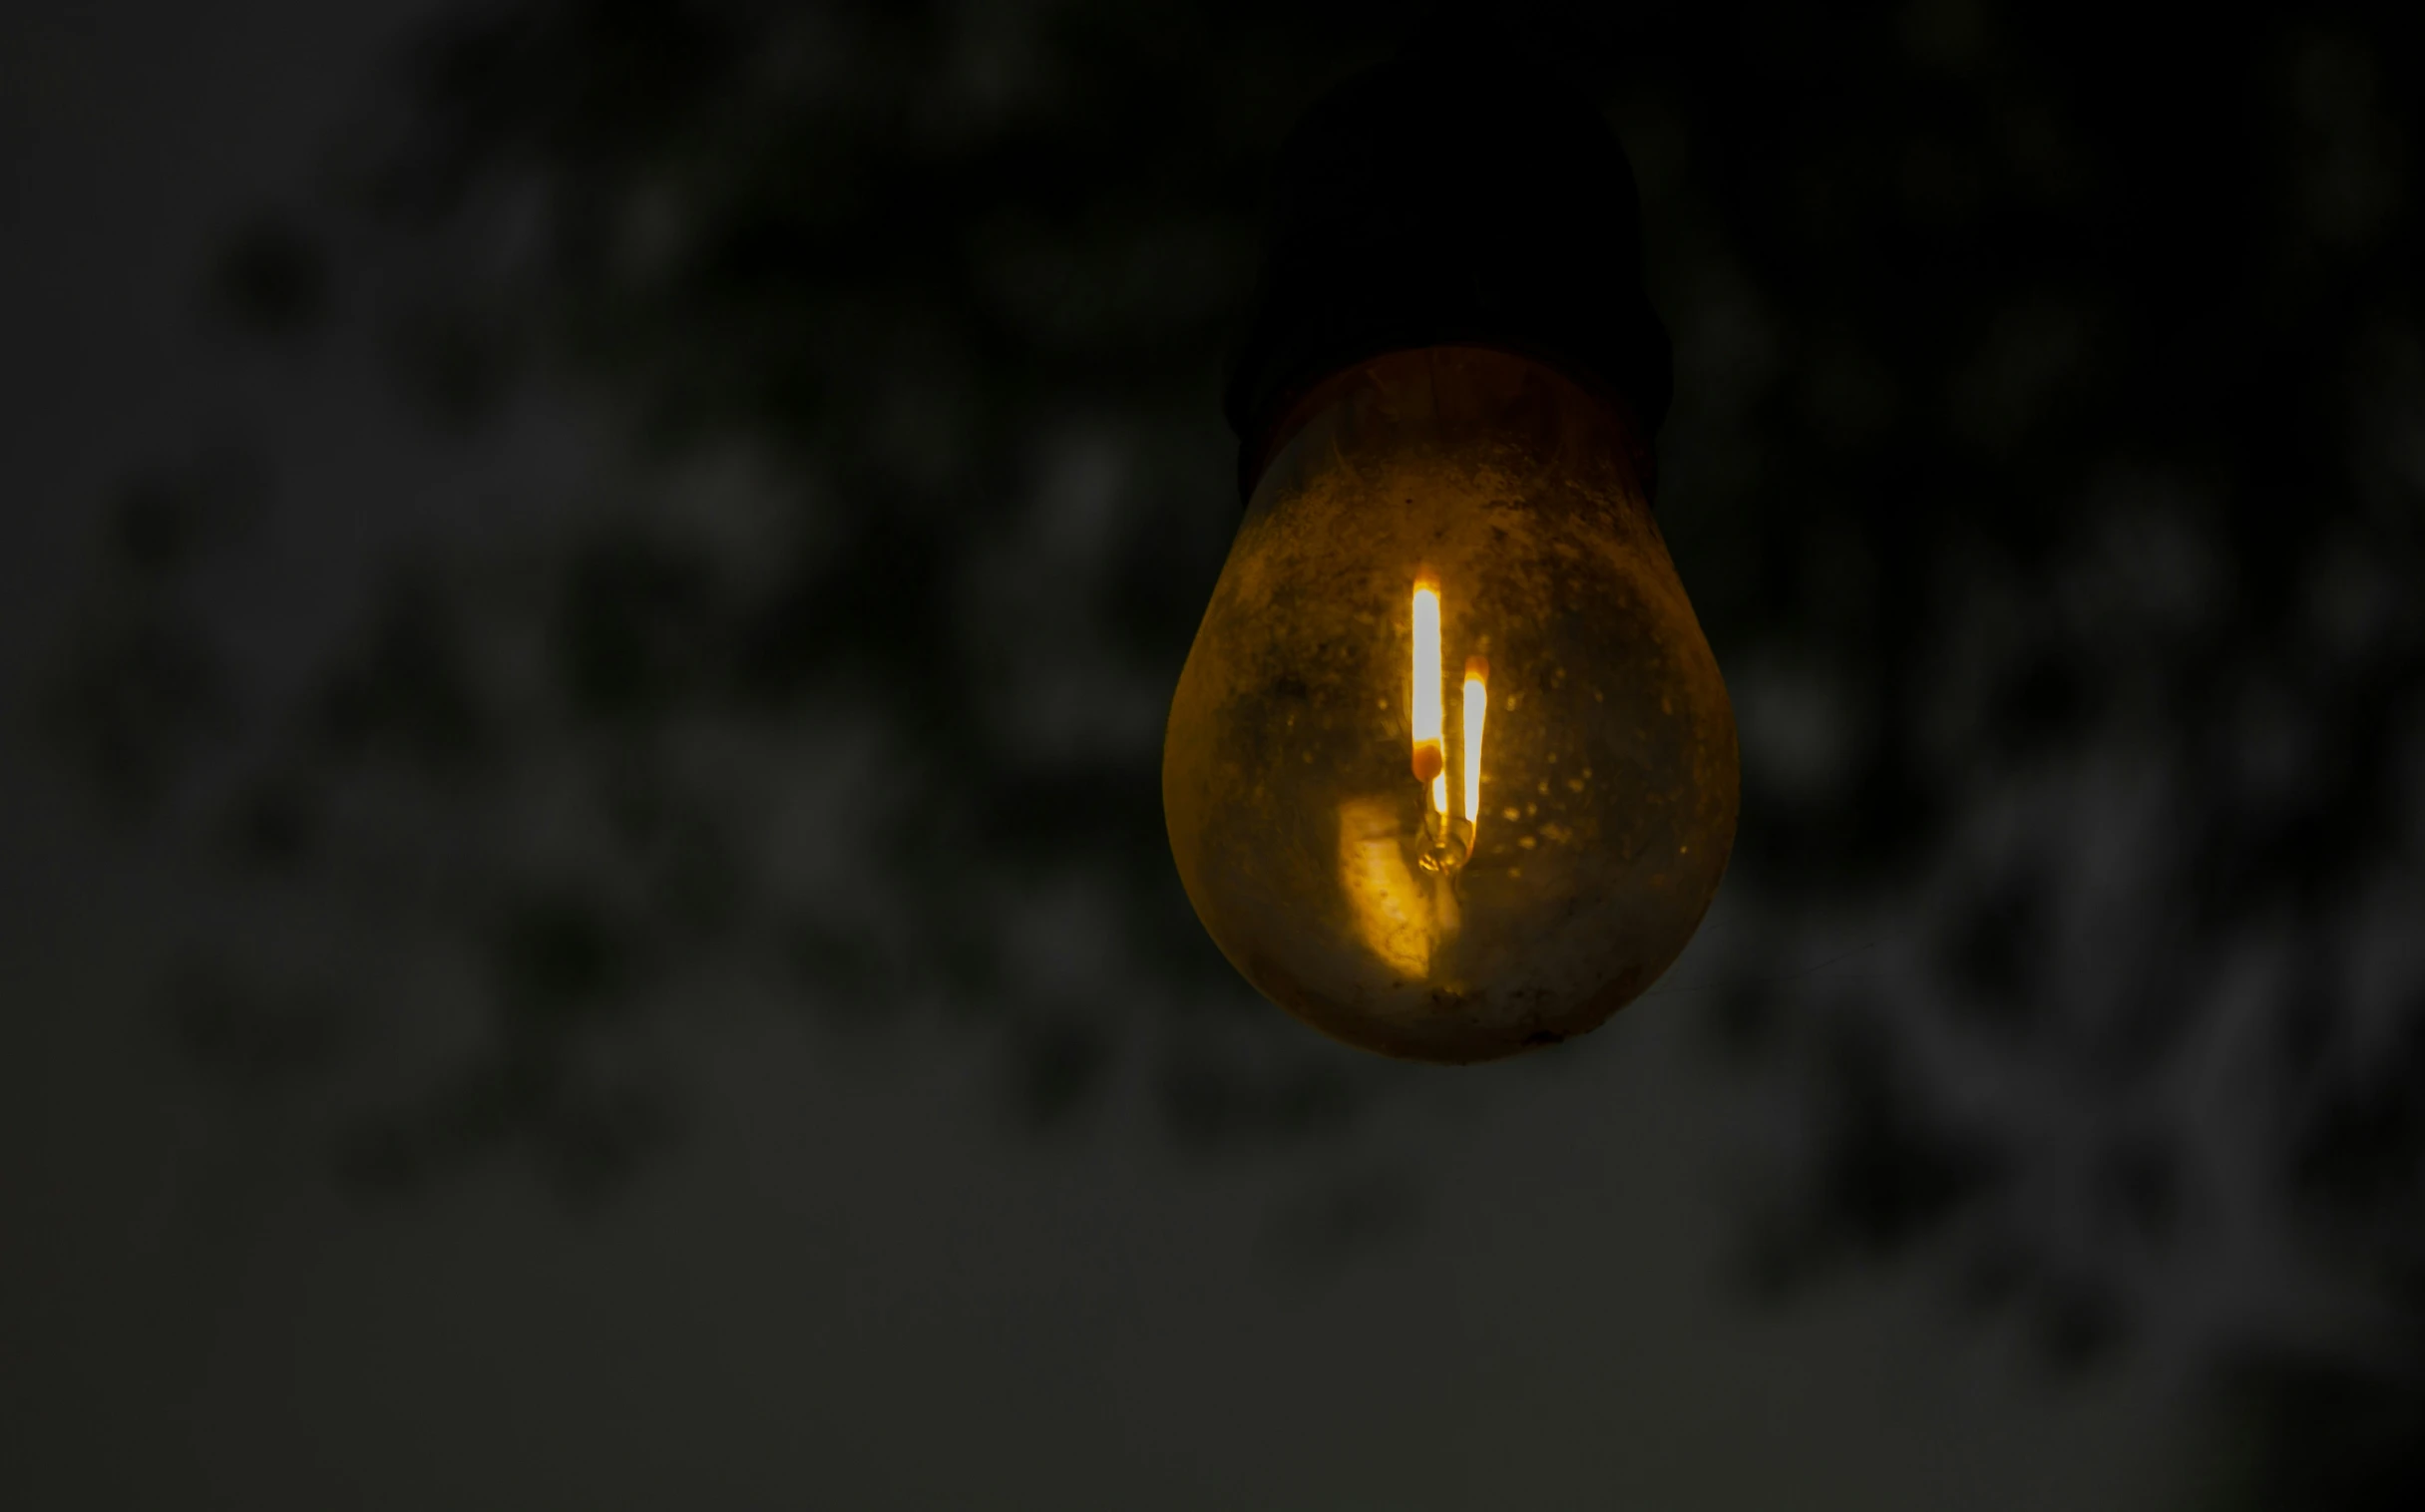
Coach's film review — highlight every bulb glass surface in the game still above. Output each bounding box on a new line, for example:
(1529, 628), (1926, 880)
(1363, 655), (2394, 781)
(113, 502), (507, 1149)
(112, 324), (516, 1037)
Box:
(1164, 347), (1738, 1061)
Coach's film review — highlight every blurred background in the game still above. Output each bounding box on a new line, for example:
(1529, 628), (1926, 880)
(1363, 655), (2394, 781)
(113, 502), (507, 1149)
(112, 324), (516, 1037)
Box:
(4, 0), (2420, 1505)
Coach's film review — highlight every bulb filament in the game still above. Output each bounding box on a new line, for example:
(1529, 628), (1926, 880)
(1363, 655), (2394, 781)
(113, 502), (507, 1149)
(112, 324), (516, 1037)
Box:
(1411, 579), (1445, 791)
(1412, 576), (1488, 874)
(1464, 654), (1488, 850)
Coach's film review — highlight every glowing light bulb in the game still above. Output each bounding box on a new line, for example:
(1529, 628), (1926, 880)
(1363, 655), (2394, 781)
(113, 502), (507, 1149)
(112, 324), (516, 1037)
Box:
(1162, 346), (1738, 1061)
(1162, 43), (1736, 1060)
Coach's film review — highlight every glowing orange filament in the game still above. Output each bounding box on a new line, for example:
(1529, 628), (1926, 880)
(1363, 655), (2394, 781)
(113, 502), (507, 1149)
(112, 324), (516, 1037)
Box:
(1463, 655), (1488, 844)
(1412, 576), (1445, 819)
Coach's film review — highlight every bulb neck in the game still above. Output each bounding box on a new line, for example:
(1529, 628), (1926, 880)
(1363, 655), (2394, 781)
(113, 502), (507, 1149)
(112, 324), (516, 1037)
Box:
(1244, 344), (1655, 507)
(1224, 45), (1671, 504)
(1241, 346), (1658, 523)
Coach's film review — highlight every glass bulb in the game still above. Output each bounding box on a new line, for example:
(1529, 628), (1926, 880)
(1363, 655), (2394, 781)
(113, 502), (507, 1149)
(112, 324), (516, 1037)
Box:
(1163, 346), (1738, 1061)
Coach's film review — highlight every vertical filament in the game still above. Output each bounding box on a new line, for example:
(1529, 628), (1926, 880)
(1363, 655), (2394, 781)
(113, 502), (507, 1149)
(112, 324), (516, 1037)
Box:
(1412, 577), (1444, 813)
(1463, 655), (1488, 842)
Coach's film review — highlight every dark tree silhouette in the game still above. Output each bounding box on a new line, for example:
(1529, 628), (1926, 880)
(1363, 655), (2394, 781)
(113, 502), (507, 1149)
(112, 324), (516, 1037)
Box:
(43, 1), (2425, 1500)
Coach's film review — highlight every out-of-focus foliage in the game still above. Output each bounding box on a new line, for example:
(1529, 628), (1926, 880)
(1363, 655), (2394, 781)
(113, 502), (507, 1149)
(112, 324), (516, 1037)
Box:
(43, 0), (2425, 1499)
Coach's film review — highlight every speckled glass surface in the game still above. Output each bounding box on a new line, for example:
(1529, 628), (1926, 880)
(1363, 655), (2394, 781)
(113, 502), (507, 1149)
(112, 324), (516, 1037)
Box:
(1164, 347), (1738, 1061)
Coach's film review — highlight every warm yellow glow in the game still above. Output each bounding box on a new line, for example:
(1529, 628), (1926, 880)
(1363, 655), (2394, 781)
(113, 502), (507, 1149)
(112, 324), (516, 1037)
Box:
(1159, 346), (1741, 1063)
(1337, 797), (1432, 977)
(1463, 655), (1488, 836)
(1412, 577), (1443, 790)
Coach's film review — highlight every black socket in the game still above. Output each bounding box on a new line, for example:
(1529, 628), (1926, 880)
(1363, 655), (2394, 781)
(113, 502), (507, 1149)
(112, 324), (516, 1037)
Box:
(1223, 41), (1673, 501)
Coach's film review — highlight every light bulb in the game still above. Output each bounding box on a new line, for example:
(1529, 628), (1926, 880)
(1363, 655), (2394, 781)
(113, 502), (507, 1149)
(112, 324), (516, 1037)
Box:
(1163, 345), (1738, 1061)
(1163, 40), (1737, 1060)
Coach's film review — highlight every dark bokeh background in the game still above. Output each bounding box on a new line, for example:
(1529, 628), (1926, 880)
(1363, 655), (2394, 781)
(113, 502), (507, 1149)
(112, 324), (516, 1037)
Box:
(5, 0), (2421, 1505)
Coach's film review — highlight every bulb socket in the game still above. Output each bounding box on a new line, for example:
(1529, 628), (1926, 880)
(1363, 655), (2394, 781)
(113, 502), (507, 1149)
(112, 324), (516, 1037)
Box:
(1224, 42), (1672, 502)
